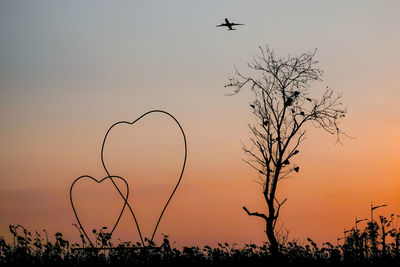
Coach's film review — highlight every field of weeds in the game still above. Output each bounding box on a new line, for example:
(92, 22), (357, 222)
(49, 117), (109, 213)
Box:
(2, 215), (400, 266)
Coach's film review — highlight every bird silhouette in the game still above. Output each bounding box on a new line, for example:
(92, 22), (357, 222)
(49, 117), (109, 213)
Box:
(285, 97), (293, 107)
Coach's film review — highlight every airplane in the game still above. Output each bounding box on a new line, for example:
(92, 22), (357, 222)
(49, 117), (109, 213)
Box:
(216, 18), (244, 31)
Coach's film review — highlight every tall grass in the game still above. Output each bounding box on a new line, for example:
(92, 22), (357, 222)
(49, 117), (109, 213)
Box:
(1, 215), (400, 266)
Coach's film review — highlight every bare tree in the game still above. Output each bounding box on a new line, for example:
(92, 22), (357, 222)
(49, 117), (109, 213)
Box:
(226, 45), (347, 254)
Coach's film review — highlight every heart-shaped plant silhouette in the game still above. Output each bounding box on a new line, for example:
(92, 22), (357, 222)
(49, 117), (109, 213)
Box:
(100, 110), (187, 243)
(70, 175), (129, 246)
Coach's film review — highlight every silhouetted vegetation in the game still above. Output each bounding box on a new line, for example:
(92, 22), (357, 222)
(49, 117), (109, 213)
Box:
(2, 216), (400, 266)
(226, 45), (348, 254)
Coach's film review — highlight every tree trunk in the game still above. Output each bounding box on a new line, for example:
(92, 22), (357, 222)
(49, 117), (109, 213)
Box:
(266, 218), (279, 255)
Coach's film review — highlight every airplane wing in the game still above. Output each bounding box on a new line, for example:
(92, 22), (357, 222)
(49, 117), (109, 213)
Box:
(216, 19), (243, 30)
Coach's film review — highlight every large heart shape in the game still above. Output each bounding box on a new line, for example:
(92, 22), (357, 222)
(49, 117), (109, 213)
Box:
(100, 110), (187, 242)
(70, 175), (129, 246)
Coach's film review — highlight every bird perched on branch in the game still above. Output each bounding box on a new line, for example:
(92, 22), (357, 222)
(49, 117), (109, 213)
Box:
(285, 97), (293, 107)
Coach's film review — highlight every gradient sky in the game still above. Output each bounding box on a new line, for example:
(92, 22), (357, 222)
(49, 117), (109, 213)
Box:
(1, 0), (399, 247)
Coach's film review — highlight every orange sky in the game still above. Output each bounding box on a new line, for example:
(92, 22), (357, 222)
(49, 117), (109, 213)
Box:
(0, 1), (399, 247)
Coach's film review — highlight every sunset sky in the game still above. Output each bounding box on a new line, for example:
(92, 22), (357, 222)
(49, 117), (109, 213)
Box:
(1, 1), (399, 247)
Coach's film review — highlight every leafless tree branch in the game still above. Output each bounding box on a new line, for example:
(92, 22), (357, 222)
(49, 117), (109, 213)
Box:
(226, 45), (348, 254)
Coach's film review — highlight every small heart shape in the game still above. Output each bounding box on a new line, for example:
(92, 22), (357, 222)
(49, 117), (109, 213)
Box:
(101, 110), (187, 242)
(70, 175), (129, 246)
